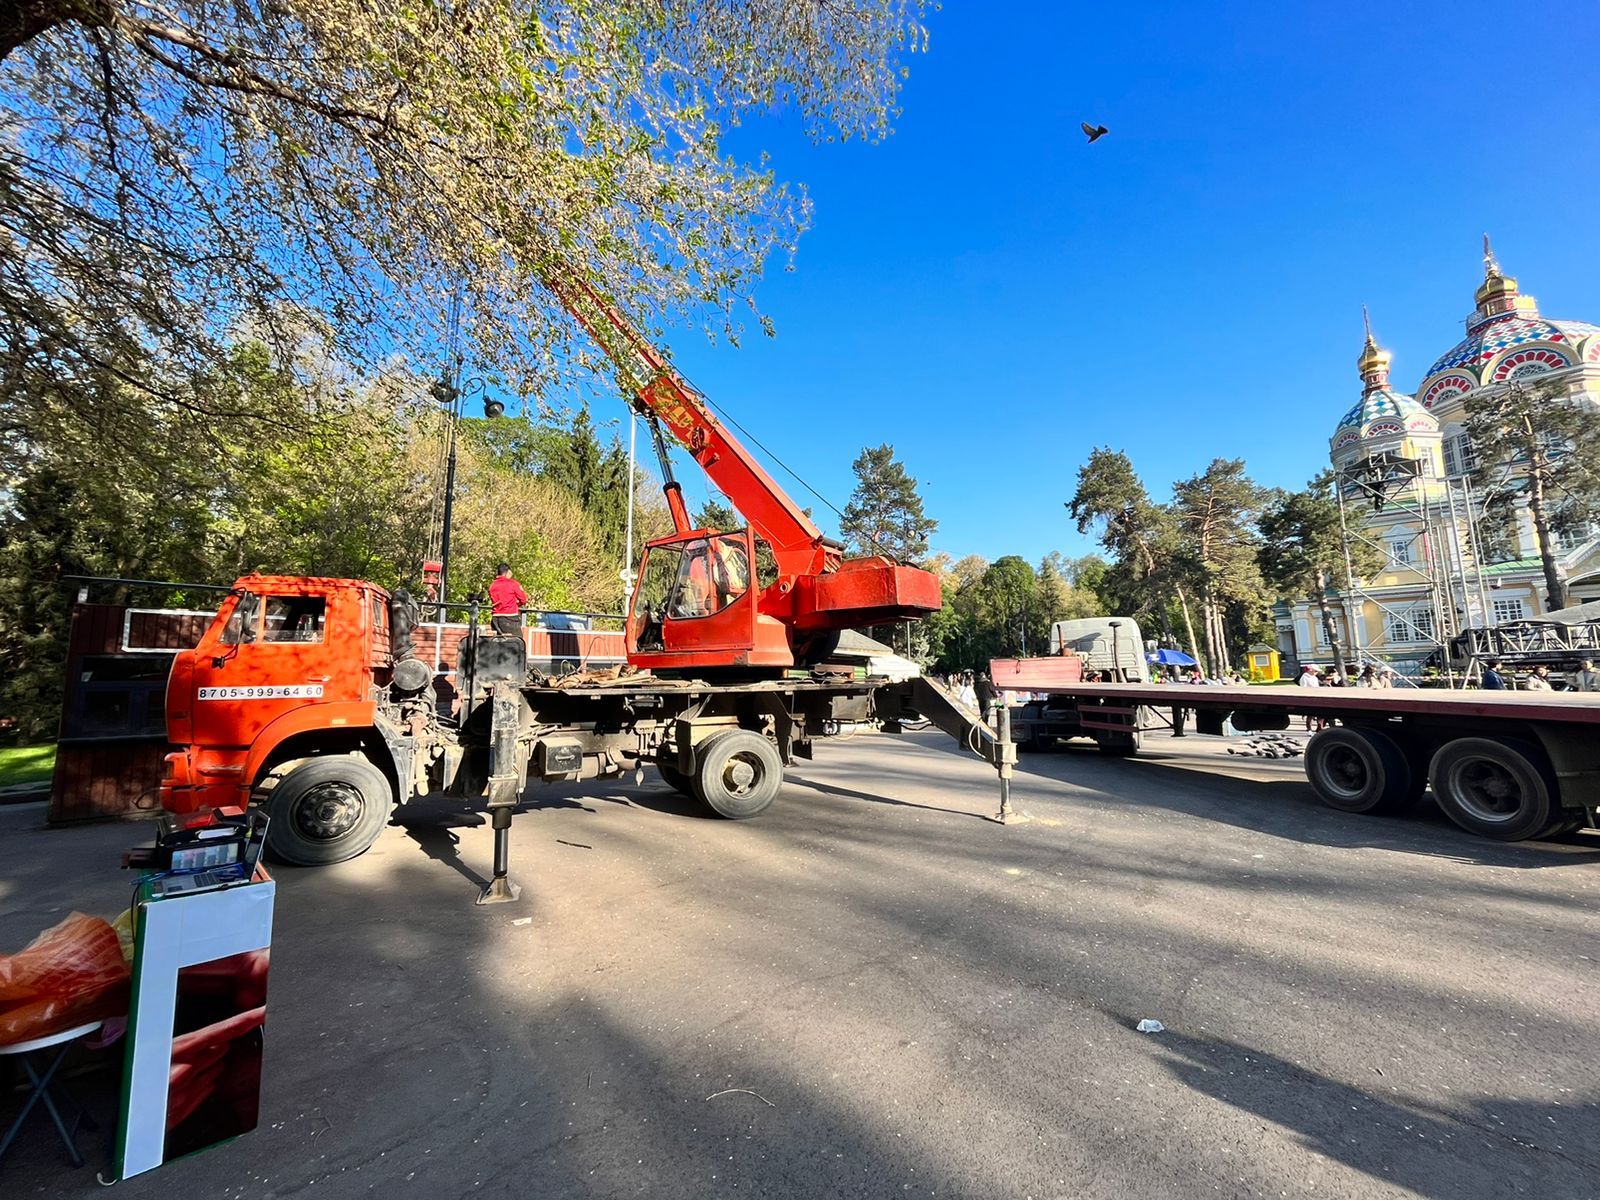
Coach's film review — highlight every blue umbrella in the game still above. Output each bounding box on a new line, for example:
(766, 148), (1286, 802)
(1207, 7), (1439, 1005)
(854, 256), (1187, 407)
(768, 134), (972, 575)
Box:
(1146, 648), (1197, 666)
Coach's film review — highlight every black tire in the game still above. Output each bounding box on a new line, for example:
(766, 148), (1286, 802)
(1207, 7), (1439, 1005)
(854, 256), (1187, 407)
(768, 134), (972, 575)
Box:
(657, 760), (698, 798)
(262, 755), (394, 865)
(1429, 737), (1556, 842)
(1095, 729), (1141, 757)
(694, 729), (783, 819)
(1304, 726), (1417, 815)
(1535, 815), (1586, 840)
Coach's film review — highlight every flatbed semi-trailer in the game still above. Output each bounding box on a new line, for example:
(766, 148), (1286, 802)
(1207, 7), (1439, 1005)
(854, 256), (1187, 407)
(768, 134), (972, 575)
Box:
(1000, 678), (1600, 842)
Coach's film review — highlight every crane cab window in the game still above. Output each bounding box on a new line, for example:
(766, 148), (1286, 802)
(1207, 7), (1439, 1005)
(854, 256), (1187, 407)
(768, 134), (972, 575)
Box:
(632, 544), (683, 651)
(671, 536), (750, 618)
(262, 596), (326, 643)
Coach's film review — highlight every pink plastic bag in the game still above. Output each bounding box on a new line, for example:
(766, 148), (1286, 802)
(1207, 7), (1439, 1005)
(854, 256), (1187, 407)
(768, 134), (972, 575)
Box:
(0, 913), (130, 1044)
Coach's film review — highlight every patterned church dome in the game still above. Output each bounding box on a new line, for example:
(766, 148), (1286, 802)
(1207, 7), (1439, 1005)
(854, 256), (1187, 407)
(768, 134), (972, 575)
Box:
(1416, 237), (1600, 407)
(1331, 313), (1438, 453)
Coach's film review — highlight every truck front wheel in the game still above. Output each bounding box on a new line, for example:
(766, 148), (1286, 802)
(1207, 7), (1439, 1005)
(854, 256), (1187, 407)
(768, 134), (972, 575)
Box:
(695, 730), (783, 819)
(262, 755), (394, 865)
(1429, 737), (1556, 842)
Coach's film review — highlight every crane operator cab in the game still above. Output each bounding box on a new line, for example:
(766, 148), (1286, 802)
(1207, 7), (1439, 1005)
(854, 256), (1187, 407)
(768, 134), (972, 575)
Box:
(629, 528), (789, 671)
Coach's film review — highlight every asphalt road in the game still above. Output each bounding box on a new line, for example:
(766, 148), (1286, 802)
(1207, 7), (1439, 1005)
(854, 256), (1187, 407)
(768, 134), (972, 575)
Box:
(1, 728), (1596, 1199)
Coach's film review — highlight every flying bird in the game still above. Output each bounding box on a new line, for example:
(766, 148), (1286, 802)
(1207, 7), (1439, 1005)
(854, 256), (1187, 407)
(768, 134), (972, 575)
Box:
(1081, 122), (1109, 144)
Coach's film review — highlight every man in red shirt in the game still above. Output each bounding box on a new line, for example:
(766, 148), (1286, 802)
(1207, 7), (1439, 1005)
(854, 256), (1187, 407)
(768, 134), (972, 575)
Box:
(488, 562), (528, 636)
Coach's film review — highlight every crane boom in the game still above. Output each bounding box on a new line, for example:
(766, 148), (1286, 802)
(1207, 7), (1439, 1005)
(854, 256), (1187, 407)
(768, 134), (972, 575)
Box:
(544, 268), (939, 670)
(550, 274), (838, 579)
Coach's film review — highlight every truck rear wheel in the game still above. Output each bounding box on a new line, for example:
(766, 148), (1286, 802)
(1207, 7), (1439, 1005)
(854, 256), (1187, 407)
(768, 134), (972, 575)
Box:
(1305, 726), (1418, 815)
(262, 755), (393, 866)
(1429, 737), (1556, 842)
(695, 730), (783, 819)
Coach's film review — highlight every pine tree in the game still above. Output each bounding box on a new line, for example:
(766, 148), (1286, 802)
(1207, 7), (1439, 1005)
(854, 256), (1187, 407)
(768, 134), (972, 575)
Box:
(1067, 448), (1200, 661)
(840, 444), (938, 563)
(1465, 379), (1600, 610)
(1171, 458), (1267, 675)
(1258, 472), (1384, 675)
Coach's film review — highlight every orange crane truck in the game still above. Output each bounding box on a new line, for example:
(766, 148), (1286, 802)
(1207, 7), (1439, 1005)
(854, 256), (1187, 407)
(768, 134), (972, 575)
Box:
(160, 278), (1011, 900)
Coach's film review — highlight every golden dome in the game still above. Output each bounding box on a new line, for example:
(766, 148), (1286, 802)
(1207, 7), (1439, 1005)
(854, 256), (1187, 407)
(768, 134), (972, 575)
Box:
(1357, 306), (1392, 382)
(1474, 233), (1534, 315)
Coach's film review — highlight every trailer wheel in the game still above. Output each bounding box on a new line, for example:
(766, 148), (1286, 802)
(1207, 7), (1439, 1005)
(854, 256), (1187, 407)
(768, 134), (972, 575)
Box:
(695, 730), (783, 819)
(1429, 737), (1556, 842)
(1095, 730), (1141, 757)
(657, 761), (698, 798)
(262, 754), (393, 865)
(1304, 726), (1417, 815)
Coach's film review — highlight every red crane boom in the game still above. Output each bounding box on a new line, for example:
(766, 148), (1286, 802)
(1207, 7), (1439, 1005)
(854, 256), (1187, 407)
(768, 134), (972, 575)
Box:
(548, 273), (940, 673)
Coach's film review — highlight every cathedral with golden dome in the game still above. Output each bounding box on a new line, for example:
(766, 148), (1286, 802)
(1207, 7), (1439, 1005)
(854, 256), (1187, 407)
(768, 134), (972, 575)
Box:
(1277, 239), (1600, 675)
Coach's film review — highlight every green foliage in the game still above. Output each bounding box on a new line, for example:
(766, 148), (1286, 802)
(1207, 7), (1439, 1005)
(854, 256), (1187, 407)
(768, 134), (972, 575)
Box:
(464, 408), (634, 565)
(840, 444), (938, 563)
(1466, 379), (1600, 608)
(1067, 448), (1195, 654)
(1258, 472), (1383, 599)
(1067, 448), (1170, 575)
(3, 1), (931, 434)
(920, 553), (1103, 672)
(0, 340), (664, 734)
(1258, 472), (1381, 674)
(1171, 457), (1269, 673)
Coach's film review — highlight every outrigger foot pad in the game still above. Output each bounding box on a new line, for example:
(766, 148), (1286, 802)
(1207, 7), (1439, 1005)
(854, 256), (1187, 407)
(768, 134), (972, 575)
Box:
(476, 877), (522, 905)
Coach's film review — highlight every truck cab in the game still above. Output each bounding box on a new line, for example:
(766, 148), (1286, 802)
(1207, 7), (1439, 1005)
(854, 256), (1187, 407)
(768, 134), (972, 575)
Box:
(1000, 617), (1149, 754)
(162, 576), (397, 856)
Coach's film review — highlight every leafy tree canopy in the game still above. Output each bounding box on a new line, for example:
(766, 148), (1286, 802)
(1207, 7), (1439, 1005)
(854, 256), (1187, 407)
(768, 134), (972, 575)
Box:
(2, 1), (930, 454)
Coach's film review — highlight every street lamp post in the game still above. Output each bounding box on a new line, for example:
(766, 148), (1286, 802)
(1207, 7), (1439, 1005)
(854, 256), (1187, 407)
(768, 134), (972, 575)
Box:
(433, 376), (463, 608)
(434, 371), (504, 611)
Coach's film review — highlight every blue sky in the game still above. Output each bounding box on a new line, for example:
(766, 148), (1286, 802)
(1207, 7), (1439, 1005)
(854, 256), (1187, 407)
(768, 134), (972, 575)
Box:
(623, 1), (1600, 566)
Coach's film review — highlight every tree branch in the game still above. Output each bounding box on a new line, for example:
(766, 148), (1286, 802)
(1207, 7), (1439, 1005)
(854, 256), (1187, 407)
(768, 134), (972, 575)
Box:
(113, 13), (396, 132)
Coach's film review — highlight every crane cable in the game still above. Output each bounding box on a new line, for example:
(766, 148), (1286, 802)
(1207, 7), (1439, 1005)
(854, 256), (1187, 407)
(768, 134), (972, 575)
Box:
(670, 364), (905, 565)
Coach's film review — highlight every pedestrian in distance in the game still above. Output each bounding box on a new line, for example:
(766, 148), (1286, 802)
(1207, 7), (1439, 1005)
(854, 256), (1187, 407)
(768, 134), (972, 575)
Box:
(1481, 658), (1507, 690)
(974, 671), (998, 726)
(1357, 664), (1377, 688)
(1296, 663), (1322, 730)
(488, 562), (528, 636)
(1575, 659), (1600, 692)
(955, 671), (978, 712)
(1524, 665), (1553, 691)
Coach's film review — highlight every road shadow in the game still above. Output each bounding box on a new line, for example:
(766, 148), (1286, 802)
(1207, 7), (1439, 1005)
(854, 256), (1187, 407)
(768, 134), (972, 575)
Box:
(1138, 1023), (1600, 1200)
(1011, 743), (1600, 870)
(390, 803), (490, 888)
(787, 773), (1000, 823)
